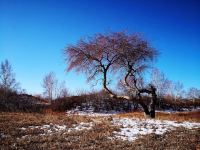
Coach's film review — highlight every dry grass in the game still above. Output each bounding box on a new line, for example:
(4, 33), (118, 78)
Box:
(133, 127), (200, 150)
(0, 111), (200, 150)
(116, 110), (200, 122)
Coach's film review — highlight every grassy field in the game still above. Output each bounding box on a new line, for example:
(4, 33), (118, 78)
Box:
(0, 111), (200, 150)
(116, 110), (200, 122)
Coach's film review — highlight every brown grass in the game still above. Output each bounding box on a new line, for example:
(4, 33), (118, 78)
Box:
(116, 110), (200, 122)
(133, 127), (200, 150)
(0, 111), (200, 150)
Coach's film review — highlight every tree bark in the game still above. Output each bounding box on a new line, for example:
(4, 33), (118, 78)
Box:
(149, 86), (157, 118)
(137, 86), (157, 118)
(139, 101), (151, 117)
(102, 69), (117, 98)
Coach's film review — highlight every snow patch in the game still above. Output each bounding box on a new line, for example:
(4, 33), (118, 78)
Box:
(0, 132), (7, 138)
(66, 107), (120, 117)
(111, 118), (200, 141)
(19, 122), (94, 137)
(68, 122), (93, 132)
(67, 111), (119, 117)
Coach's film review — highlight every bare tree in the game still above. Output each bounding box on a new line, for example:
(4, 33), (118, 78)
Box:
(150, 68), (172, 109)
(42, 72), (58, 102)
(64, 32), (158, 118)
(150, 68), (171, 98)
(0, 59), (19, 94)
(173, 81), (184, 100)
(56, 81), (69, 98)
(187, 87), (200, 100)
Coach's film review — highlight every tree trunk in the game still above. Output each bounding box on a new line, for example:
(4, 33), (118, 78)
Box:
(137, 86), (157, 118)
(149, 86), (157, 118)
(103, 69), (117, 98)
(137, 93), (151, 118)
(137, 101), (150, 116)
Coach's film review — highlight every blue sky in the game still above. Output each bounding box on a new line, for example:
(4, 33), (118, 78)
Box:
(0, 0), (200, 94)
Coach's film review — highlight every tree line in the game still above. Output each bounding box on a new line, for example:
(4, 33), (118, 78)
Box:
(0, 32), (200, 117)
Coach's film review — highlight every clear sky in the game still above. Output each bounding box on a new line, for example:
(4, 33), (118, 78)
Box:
(0, 0), (200, 95)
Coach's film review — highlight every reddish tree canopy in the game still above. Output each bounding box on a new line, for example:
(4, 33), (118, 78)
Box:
(65, 32), (157, 85)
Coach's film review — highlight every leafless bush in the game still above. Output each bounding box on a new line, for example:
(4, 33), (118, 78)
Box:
(51, 91), (140, 112)
(0, 89), (48, 113)
(157, 96), (200, 111)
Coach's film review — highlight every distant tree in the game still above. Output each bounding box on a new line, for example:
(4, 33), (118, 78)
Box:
(187, 87), (200, 100)
(0, 59), (20, 94)
(42, 72), (58, 102)
(150, 68), (172, 108)
(56, 81), (69, 98)
(173, 81), (184, 100)
(64, 32), (158, 118)
(150, 68), (171, 97)
(42, 72), (69, 101)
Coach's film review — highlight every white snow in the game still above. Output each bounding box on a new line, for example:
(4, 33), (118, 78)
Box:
(68, 122), (93, 132)
(20, 127), (26, 130)
(66, 105), (123, 117)
(67, 111), (118, 117)
(0, 132), (7, 138)
(66, 109), (120, 117)
(19, 122), (94, 137)
(111, 118), (200, 141)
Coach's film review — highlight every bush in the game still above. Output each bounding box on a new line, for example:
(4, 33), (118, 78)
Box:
(157, 96), (200, 111)
(0, 88), (48, 113)
(51, 92), (139, 112)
